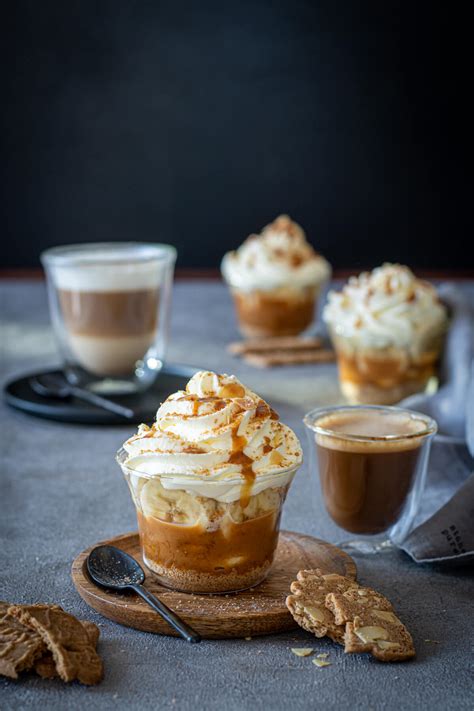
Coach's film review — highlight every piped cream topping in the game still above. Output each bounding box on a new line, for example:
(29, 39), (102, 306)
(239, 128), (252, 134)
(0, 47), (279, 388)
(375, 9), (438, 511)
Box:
(122, 371), (302, 502)
(323, 263), (448, 350)
(221, 214), (331, 291)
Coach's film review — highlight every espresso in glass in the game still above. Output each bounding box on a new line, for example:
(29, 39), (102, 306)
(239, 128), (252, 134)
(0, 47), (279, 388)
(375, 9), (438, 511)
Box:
(304, 405), (437, 548)
(41, 243), (176, 393)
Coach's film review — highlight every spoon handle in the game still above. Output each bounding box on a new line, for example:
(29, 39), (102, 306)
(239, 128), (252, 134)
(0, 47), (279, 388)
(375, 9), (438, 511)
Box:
(69, 386), (134, 419)
(131, 584), (201, 643)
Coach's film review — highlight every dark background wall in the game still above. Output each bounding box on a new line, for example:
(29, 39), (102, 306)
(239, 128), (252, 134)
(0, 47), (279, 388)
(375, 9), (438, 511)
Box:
(0, 1), (464, 271)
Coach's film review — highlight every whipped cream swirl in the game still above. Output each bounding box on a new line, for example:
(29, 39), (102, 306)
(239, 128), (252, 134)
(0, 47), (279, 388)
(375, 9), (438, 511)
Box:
(323, 264), (448, 350)
(221, 214), (331, 291)
(122, 371), (302, 502)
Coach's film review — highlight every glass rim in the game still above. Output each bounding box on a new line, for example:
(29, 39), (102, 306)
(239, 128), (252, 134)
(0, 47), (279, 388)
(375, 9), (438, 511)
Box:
(40, 241), (177, 267)
(303, 404), (437, 442)
(115, 446), (302, 482)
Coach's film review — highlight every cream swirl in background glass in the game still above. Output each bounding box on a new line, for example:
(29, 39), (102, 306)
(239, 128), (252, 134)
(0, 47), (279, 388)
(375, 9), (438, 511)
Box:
(123, 370), (303, 504)
(323, 263), (447, 353)
(221, 214), (330, 291)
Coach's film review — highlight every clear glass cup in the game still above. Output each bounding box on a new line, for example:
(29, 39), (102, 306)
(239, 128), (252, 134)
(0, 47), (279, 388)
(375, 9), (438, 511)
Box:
(328, 328), (445, 405)
(116, 447), (299, 593)
(41, 242), (176, 394)
(225, 283), (323, 338)
(303, 405), (437, 554)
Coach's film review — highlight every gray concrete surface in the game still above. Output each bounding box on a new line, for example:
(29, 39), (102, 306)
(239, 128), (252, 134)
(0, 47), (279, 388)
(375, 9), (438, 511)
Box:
(1, 279), (473, 711)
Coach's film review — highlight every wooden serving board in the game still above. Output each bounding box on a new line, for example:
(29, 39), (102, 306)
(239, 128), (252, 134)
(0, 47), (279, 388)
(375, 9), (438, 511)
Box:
(71, 530), (356, 639)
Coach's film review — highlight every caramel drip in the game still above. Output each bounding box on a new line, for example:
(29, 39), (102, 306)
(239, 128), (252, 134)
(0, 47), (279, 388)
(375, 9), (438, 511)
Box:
(230, 426), (255, 509)
(178, 394), (226, 417)
(255, 400), (278, 421)
(255, 400), (270, 419)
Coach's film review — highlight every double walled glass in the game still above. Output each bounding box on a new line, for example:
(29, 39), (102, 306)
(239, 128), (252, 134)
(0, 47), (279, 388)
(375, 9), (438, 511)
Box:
(41, 243), (176, 394)
(303, 405), (437, 553)
(117, 448), (299, 593)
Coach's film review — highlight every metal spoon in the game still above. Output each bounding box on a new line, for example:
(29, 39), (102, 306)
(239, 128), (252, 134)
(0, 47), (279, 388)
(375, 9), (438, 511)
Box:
(87, 545), (201, 644)
(29, 374), (134, 420)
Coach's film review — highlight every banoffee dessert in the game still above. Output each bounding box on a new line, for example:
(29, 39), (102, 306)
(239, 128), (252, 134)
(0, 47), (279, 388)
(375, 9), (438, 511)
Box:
(221, 215), (331, 338)
(323, 264), (448, 404)
(118, 371), (303, 593)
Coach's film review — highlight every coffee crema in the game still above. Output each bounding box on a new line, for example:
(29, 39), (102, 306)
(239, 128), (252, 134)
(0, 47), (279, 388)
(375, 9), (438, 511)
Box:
(314, 410), (429, 534)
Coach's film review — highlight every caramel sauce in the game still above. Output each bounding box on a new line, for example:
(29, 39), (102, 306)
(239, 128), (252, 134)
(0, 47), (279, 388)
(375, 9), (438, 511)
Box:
(178, 394), (226, 417)
(137, 509), (279, 575)
(230, 426), (255, 509)
(233, 289), (316, 337)
(255, 400), (270, 419)
(220, 382), (245, 398)
(338, 352), (437, 388)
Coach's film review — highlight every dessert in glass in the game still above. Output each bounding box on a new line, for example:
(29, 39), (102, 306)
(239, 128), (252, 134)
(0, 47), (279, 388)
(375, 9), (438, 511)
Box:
(323, 264), (448, 405)
(117, 370), (303, 593)
(221, 215), (331, 338)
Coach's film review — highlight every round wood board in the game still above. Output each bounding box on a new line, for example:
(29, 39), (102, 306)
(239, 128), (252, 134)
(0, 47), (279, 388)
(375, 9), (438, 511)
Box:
(71, 530), (357, 639)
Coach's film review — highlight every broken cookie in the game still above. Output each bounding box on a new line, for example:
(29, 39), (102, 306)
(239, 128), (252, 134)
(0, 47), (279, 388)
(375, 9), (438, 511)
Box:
(286, 569), (358, 643)
(287, 570), (416, 662)
(326, 590), (415, 662)
(34, 619), (101, 680)
(0, 602), (46, 679)
(9, 605), (103, 685)
(325, 585), (393, 625)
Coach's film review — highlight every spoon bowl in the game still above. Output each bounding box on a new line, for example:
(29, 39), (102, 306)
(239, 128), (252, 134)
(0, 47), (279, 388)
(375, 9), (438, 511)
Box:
(30, 374), (71, 399)
(87, 545), (201, 643)
(88, 545), (145, 589)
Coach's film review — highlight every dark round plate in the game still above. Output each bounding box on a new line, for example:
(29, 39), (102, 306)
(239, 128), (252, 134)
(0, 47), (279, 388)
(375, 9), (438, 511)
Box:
(3, 364), (199, 425)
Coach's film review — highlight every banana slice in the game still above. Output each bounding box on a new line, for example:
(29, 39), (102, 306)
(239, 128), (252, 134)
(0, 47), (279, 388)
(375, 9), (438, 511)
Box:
(229, 487), (282, 523)
(140, 480), (201, 525)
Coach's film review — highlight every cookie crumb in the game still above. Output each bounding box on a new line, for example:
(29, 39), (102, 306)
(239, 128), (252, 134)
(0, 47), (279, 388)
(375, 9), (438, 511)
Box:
(291, 648), (313, 657)
(313, 658), (331, 668)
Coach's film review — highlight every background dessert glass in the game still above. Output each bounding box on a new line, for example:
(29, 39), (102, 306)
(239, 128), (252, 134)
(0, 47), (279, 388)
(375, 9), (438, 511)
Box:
(304, 405), (437, 554)
(221, 215), (331, 338)
(328, 331), (445, 405)
(117, 448), (299, 593)
(323, 264), (448, 404)
(41, 242), (176, 394)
